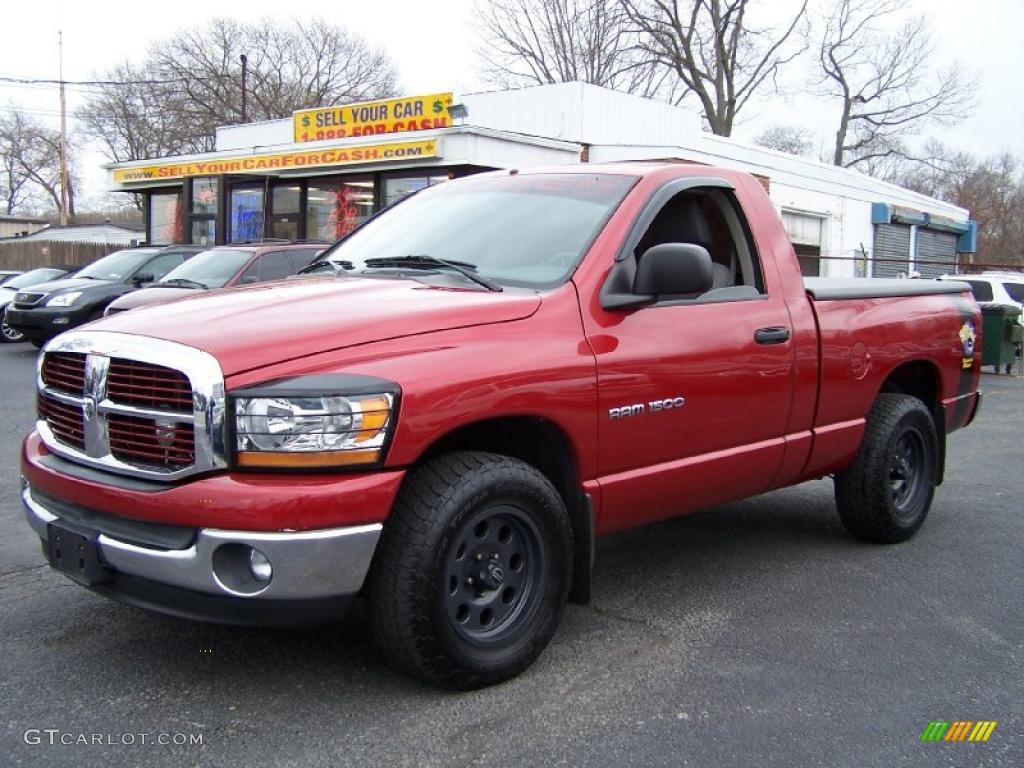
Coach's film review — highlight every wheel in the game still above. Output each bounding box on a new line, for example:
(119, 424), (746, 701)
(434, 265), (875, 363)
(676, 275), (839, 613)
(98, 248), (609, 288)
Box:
(0, 317), (25, 343)
(366, 451), (573, 689)
(834, 393), (939, 543)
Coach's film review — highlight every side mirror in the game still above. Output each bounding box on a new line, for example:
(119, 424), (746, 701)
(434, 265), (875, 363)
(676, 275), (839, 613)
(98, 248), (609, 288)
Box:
(133, 272), (154, 285)
(240, 275), (259, 284)
(633, 243), (713, 297)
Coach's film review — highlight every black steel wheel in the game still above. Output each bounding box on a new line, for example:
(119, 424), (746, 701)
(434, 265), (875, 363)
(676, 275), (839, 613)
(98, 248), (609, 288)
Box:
(443, 505), (544, 645)
(0, 317), (25, 343)
(835, 393), (939, 543)
(366, 451), (572, 689)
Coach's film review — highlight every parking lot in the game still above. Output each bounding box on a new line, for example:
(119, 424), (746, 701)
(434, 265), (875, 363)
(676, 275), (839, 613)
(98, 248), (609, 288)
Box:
(1, 340), (1021, 768)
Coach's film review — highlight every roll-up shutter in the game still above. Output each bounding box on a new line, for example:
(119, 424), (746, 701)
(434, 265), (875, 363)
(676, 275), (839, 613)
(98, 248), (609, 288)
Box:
(914, 229), (958, 278)
(873, 224), (911, 277)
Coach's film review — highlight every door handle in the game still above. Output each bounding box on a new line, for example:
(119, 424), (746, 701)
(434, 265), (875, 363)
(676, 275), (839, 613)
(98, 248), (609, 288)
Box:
(755, 327), (791, 345)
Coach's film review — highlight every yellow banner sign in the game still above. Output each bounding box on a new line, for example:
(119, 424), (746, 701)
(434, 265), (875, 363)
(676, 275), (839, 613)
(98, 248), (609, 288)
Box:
(112, 139), (440, 183)
(293, 92), (454, 143)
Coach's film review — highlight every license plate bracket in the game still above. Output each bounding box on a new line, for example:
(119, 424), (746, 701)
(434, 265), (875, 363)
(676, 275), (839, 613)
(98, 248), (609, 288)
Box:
(46, 521), (112, 586)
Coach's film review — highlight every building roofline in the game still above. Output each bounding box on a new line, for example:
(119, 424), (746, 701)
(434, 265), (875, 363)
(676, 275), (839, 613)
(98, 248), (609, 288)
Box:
(102, 125), (580, 171)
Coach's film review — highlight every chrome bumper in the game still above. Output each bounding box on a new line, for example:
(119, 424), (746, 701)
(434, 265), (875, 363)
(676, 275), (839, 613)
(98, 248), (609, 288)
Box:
(23, 483), (381, 601)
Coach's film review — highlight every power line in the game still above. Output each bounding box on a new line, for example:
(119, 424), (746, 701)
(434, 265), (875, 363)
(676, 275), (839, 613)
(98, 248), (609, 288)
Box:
(0, 75), (193, 87)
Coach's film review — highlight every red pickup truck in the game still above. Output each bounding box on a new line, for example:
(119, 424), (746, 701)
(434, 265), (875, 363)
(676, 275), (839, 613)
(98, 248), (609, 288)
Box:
(21, 164), (982, 688)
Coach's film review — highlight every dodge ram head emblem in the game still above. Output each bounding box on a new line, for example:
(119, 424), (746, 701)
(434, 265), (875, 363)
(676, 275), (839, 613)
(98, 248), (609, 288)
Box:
(154, 420), (178, 448)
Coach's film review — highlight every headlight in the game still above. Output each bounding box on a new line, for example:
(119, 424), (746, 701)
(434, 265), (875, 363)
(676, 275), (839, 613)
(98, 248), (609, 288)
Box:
(234, 391), (395, 468)
(46, 291), (82, 307)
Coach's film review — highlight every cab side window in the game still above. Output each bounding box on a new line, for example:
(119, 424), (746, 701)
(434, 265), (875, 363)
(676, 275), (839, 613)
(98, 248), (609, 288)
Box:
(142, 253), (188, 282)
(633, 188), (765, 300)
(241, 251), (296, 284)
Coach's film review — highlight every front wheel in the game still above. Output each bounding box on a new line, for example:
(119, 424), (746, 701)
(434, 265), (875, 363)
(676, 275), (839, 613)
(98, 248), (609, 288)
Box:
(0, 317), (25, 343)
(834, 393), (939, 543)
(366, 451), (572, 688)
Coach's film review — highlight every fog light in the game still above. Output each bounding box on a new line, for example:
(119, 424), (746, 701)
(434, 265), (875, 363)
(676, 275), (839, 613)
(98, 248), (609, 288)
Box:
(249, 548), (272, 582)
(52, 318), (69, 325)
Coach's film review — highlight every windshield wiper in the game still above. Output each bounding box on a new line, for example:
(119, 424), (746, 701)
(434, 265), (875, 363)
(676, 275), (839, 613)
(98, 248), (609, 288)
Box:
(298, 259), (354, 275)
(363, 255), (503, 292)
(158, 278), (207, 289)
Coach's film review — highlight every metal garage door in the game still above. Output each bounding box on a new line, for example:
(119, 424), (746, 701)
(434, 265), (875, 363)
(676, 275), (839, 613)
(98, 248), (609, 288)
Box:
(915, 229), (958, 278)
(873, 224), (911, 277)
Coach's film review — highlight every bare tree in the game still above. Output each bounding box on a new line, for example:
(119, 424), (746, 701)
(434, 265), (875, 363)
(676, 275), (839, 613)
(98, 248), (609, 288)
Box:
(817, 0), (976, 169)
(891, 143), (1024, 270)
(476, 0), (677, 99)
(755, 124), (814, 156)
(77, 62), (206, 161)
(77, 17), (400, 164)
(620, 0), (809, 136)
(0, 106), (76, 217)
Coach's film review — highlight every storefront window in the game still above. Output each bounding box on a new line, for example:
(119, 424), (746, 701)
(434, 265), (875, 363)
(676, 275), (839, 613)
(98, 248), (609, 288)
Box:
(270, 185), (301, 240)
(306, 179), (374, 241)
(230, 187), (265, 242)
(149, 192), (183, 244)
(191, 219), (216, 246)
(384, 175), (449, 207)
(191, 177), (218, 215)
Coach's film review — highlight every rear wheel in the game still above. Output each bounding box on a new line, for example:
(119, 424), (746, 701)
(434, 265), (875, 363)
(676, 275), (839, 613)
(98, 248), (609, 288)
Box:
(834, 393), (939, 543)
(0, 317), (25, 343)
(366, 451), (572, 688)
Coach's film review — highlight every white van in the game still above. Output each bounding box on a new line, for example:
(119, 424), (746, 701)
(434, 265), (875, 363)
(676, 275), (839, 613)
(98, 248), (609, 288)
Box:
(940, 271), (1024, 320)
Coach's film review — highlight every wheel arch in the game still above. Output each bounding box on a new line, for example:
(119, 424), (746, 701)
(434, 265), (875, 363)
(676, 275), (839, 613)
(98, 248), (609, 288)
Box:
(415, 415), (594, 604)
(877, 359), (946, 485)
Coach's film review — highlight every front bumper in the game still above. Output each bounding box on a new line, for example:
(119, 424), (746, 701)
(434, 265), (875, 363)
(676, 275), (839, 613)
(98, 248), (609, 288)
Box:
(23, 481), (382, 624)
(5, 304), (96, 342)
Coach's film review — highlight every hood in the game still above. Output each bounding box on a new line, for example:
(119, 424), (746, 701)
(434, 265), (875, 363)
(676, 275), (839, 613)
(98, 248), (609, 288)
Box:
(107, 286), (196, 312)
(17, 277), (117, 295)
(89, 276), (541, 376)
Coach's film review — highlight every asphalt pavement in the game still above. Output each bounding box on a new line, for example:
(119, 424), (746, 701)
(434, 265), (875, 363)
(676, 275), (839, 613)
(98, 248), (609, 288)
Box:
(1, 341), (1021, 768)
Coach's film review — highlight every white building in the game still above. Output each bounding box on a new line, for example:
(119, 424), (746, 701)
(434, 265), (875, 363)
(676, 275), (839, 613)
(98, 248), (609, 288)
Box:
(104, 82), (975, 278)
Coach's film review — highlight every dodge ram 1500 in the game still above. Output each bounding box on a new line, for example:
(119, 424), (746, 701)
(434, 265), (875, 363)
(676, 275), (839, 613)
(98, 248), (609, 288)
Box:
(21, 164), (982, 688)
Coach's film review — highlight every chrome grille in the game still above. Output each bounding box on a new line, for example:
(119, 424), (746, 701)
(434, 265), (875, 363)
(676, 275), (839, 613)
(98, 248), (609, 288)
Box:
(36, 331), (226, 481)
(38, 394), (85, 450)
(14, 291), (46, 307)
(107, 359), (194, 410)
(41, 352), (87, 396)
(108, 413), (195, 469)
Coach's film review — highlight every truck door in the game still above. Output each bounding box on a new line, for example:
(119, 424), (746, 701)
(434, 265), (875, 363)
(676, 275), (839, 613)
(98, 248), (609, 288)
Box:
(584, 183), (795, 533)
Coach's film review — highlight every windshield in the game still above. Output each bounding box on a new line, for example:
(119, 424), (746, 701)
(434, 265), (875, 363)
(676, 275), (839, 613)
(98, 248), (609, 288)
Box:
(160, 248), (254, 288)
(320, 173), (638, 288)
(76, 249), (158, 281)
(3, 268), (68, 289)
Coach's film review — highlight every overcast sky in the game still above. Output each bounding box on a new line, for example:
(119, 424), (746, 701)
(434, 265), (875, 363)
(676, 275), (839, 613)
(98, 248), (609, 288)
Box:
(2, 0), (1022, 205)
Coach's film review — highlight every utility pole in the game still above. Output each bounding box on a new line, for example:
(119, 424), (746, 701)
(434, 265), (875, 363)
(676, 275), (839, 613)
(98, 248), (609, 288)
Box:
(240, 54), (248, 123)
(58, 30), (70, 225)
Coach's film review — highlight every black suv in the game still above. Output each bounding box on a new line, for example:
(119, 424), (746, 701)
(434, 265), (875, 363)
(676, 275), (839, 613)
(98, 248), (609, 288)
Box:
(5, 245), (202, 347)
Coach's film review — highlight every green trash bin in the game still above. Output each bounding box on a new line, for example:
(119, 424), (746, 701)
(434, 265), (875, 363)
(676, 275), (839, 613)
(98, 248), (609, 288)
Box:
(980, 304), (1022, 374)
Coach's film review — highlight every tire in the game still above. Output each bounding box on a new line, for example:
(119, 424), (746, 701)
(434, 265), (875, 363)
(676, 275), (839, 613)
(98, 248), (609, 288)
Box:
(0, 317), (25, 343)
(834, 393), (939, 543)
(366, 451), (573, 689)
(30, 339), (45, 349)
